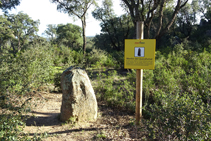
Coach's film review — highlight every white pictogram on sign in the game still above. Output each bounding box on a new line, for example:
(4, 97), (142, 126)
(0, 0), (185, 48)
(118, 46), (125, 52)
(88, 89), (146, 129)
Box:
(135, 47), (145, 57)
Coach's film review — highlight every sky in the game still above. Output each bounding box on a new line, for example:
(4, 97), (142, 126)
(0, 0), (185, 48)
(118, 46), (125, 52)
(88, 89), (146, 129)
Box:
(0, 0), (124, 37)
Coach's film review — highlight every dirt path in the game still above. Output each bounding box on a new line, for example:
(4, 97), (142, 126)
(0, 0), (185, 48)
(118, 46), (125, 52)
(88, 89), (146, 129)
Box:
(23, 92), (145, 141)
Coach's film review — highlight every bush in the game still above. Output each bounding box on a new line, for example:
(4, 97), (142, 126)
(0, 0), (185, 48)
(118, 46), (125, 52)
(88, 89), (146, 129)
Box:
(54, 72), (62, 92)
(0, 44), (55, 140)
(110, 51), (124, 69)
(71, 49), (84, 65)
(87, 49), (113, 68)
(94, 70), (136, 111)
(94, 44), (211, 139)
(143, 93), (211, 140)
(51, 45), (85, 67)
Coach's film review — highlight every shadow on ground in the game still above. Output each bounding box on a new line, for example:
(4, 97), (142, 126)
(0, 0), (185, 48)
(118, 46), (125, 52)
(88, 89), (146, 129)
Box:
(27, 127), (106, 136)
(25, 112), (61, 126)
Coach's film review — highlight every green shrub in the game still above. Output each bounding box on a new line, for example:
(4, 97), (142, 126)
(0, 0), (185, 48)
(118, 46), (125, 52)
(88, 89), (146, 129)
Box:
(94, 45), (211, 139)
(0, 114), (25, 140)
(86, 49), (109, 68)
(71, 49), (84, 65)
(51, 45), (75, 66)
(54, 72), (62, 92)
(143, 93), (211, 140)
(94, 70), (136, 111)
(111, 51), (124, 69)
(0, 44), (55, 140)
(51, 45), (85, 67)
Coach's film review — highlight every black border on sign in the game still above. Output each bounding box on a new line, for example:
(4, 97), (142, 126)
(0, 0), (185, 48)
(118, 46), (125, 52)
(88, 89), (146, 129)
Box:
(134, 47), (145, 57)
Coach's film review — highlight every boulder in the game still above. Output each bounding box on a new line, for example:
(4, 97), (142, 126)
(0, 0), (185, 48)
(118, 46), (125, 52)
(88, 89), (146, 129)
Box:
(60, 66), (97, 122)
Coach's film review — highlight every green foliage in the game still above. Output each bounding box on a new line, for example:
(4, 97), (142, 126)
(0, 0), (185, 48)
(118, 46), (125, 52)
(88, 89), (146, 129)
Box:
(143, 93), (211, 140)
(0, 45), (54, 94)
(0, 113), (47, 141)
(92, 1), (134, 52)
(92, 14), (134, 51)
(0, 114), (25, 140)
(0, 0), (20, 12)
(7, 12), (40, 53)
(0, 43), (56, 140)
(51, 0), (97, 17)
(85, 37), (95, 51)
(50, 44), (85, 67)
(67, 117), (77, 125)
(56, 23), (82, 48)
(96, 131), (106, 139)
(190, 24), (211, 49)
(110, 51), (124, 69)
(94, 43), (211, 139)
(86, 48), (117, 68)
(54, 72), (62, 92)
(0, 15), (13, 46)
(51, 0), (98, 53)
(95, 70), (136, 111)
(43, 24), (57, 41)
(1, 22), (211, 140)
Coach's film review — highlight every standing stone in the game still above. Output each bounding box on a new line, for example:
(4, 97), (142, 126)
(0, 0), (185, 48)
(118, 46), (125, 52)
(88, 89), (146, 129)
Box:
(60, 66), (97, 122)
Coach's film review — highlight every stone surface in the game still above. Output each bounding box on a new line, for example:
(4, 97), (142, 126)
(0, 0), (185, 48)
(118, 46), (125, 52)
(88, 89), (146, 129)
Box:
(60, 66), (97, 122)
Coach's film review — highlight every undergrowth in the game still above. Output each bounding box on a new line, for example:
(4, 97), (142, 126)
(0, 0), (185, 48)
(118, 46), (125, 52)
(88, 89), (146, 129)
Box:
(0, 42), (211, 140)
(94, 44), (211, 140)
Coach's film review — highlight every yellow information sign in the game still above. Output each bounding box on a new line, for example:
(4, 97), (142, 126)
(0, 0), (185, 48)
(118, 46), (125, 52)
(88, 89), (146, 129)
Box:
(124, 39), (156, 69)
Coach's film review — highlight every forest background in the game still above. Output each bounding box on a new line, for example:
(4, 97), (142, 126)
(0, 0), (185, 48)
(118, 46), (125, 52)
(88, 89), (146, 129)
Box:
(0, 0), (211, 140)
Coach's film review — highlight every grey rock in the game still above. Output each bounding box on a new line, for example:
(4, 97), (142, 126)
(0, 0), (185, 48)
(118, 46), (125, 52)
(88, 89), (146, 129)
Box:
(60, 66), (97, 122)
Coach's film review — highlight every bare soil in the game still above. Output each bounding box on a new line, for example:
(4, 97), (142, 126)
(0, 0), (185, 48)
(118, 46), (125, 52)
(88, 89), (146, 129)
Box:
(23, 91), (146, 141)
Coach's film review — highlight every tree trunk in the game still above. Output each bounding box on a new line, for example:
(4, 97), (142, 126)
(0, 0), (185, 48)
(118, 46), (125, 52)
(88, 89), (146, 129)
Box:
(154, 0), (165, 38)
(122, 0), (188, 40)
(155, 0), (189, 40)
(81, 16), (86, 55)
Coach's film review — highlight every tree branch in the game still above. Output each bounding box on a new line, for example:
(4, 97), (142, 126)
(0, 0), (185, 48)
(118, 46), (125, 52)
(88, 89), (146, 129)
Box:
(53, 0), (81, 18)
(154, 0), (165, 38)
(140, 0), (145, 21)
(155, 0), (189, 40)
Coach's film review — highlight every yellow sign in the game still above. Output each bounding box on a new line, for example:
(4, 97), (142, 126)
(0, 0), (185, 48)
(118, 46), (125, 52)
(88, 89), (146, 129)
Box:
(124, 39), (156, 69)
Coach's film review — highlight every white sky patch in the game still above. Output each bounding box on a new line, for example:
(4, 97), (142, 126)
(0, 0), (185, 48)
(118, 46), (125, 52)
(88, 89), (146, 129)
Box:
(0, 0), (124, 37)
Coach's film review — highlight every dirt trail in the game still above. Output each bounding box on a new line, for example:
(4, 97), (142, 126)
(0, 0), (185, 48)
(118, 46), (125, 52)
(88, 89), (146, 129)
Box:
(23, 92), (145, 141)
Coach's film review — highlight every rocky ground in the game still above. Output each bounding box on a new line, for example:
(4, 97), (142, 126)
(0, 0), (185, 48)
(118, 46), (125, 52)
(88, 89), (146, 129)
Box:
(23, 92), (147, 141)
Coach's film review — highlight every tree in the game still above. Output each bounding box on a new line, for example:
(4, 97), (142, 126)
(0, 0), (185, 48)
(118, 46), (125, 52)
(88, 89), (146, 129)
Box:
(51, 0), (97, 54)
(93, 15), (134, 51)
(92, 0), (115, 22)
(43, 24), (57, 42)
(191, 0), (200, 24)
(0, 0), (20, 12)
(0, 15), (14, 50)
(176, 3), (194, 39)
(121, 0), (189, 40)
(7, 12), (40, 52)
(56, 23), (82, 48)
(92, 0), (133, 51)
(198, 0), (211, 21)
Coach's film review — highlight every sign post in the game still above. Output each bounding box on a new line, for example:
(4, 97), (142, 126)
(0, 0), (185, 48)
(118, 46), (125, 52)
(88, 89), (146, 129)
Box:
(136, 21), (144, 125)
(124, 22), (156, 125)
